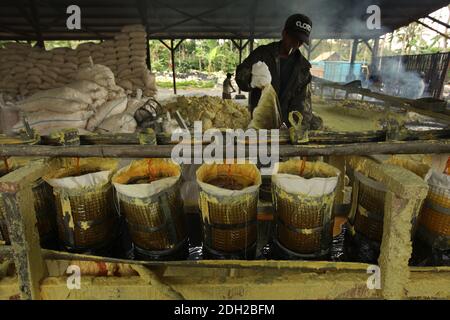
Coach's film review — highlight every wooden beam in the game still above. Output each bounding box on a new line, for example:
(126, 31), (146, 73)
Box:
(1, 140), (450, 158)
(0, 160), (51, 300)
(349, 157), (428, 299)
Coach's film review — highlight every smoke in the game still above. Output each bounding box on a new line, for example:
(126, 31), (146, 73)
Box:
(282, 0), (389, 39)
(375, 59), (426, 99)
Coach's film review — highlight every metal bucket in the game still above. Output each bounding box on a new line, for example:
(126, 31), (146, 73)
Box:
(418, 172), (450, 251)
(0, 177), (56, 246)
(197, 163), (261, 259)
(0, 198), (9, 244)
(45, 159), (119, 252)
(32, 178), (57, 247)
(113, 159), (187, 261)
(272, 160), (340, 258)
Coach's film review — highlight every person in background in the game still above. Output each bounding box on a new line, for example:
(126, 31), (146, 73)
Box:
(360, 64), (369, 87)
(235, 13), (322, 130)
(222, 73), (236, 100)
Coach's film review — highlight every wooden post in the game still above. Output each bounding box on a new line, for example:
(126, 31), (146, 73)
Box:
(371, 37), (380, 71)
(327, 156), (346, 214)
(348, 157), (429, 299)
(307, 41), (312, 60)
(0, 160), (52, 299)
(347, 39), (359, 82)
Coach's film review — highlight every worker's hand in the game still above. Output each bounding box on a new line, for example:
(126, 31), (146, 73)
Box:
(251, 61), (271, 89)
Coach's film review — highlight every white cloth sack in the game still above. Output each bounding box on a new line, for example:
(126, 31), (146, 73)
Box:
(86, 97), (128, 130)
(16, 87), (91, 113)
(113, 165), (181, 199)
(425, 169), (450, 190)
(197, 177), (261, 198)
(272, 173), (338, 197)
(46, 170), (111, 190)
(96, 113), (137, 133)
(251, 61), (272, 89)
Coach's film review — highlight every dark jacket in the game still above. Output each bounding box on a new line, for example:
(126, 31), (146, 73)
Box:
(235, 41), (318, 129)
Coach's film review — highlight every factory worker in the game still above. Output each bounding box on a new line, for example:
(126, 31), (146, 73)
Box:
(222, 72), (236, 100)
(235, 13), (322, 130)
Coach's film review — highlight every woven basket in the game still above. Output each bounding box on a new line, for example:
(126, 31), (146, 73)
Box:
(0, 158), (30, 244)
(197, 163), (261, 258)
(0, 197), (9, 244)
(272, 159), (339, 257)
(418, 173), (450, 250)
(45, 159), (118, 251)
(112, 159), (187, 258)
(32, 178), (57, 245)
(0, 179), (57, 246)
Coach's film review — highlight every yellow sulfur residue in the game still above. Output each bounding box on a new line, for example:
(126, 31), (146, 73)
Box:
(112, 158), (180, 184)
(312, 97), (407, 132)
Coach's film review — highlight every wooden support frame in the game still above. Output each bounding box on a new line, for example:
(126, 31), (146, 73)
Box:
(2, 139), (450, 158)
(346, 39), (360, 91)
(159, 39), (184, 94)
(0, 159), (54, 299)
(0, 151), (448, 299)
(348, 156), (429, 299)
(231, 39), (250, 94)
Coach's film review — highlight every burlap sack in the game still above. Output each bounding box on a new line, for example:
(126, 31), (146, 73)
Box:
(28, 68), (43, 76)
(121, 24), (146, 33)
(114, 34), (129, 41)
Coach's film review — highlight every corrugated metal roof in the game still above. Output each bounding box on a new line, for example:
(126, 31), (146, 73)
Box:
(0, 0), (448, 40)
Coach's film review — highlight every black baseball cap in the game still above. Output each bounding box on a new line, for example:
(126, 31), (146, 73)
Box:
(284, 14), (312, 45)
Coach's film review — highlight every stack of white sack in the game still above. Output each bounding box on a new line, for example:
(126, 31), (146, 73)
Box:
(12, 63), (139, 135)
(13, 87), (94, 135)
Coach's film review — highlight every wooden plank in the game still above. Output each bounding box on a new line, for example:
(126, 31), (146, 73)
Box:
(348, 156), (429, 299)
(379, 191), (413, 299)
(41, 249), (372, 272)
(0, 160), (53, 300)
(1, 140), (450, 158)
(79, 131), (156, 145)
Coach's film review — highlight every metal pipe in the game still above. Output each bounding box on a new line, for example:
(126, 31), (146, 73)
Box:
(171, 39), (176, 95)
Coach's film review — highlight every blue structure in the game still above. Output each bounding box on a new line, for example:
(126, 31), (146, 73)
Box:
(311, 61), (363, 83)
